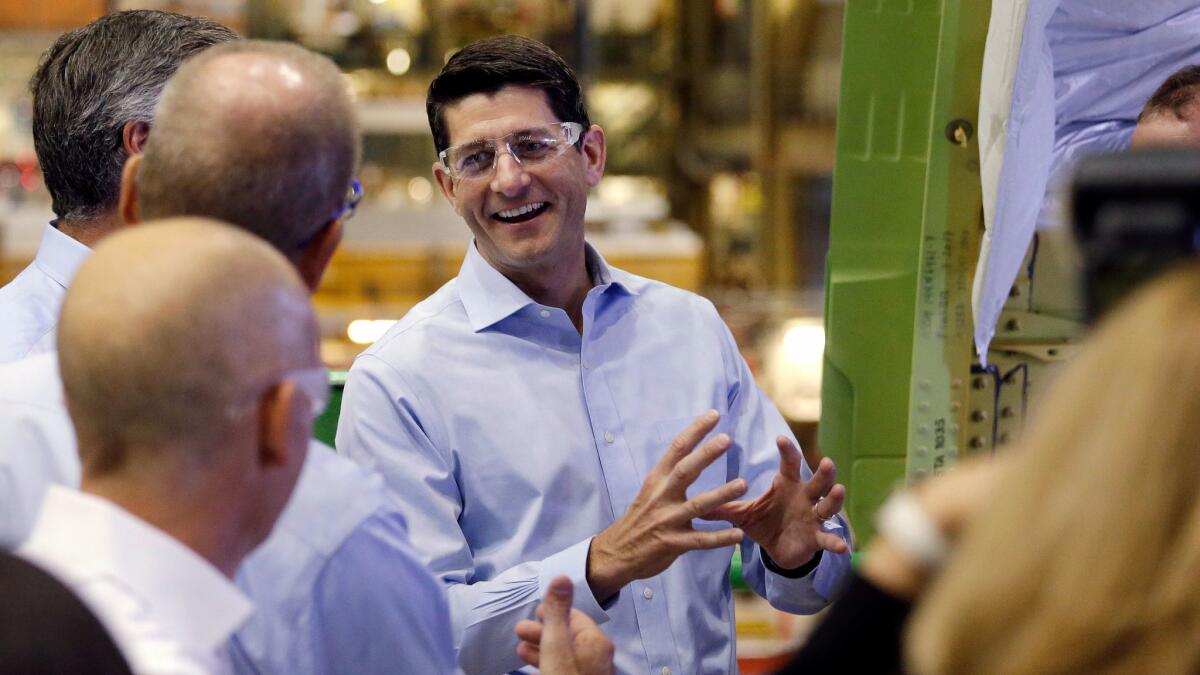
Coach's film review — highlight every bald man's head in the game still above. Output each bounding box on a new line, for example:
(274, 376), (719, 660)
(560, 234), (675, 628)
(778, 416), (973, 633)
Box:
(58, 219), (317, 476)
(136, 41), (359, 257)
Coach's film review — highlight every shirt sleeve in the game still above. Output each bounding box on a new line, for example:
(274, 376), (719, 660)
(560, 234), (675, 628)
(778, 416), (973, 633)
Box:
(336, 355), (610, 674)
(711, 313), (853, 614)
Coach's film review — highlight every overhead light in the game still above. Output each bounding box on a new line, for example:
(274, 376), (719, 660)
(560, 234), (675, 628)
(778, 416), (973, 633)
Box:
(782, 323), (825, 364)
(763, 318), (826, 421)
(347, 319), (398, 345)
(386, 48), (412, 76)
(408, 176), (433, 204)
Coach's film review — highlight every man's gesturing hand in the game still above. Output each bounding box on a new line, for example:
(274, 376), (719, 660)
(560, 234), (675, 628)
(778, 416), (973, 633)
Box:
(703, 436), (848, 571)
(586, 410), (748, 602)
(515, 576), (614, 675)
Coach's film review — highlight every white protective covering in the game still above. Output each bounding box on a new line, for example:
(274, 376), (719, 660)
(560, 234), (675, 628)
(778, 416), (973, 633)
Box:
(973, 0), (1200, 360)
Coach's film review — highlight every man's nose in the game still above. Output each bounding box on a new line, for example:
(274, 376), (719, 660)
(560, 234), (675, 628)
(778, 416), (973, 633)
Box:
(489, 150), (531, 196)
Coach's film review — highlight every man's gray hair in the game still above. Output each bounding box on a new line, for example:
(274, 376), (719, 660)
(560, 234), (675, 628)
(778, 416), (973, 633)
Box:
(138, 40), (360, 255)
(30, 10), (237, 223)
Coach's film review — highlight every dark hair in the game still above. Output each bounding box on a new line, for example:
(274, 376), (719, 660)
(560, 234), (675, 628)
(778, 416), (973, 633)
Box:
(29, 10), (238, 222)
(1139, 65), (1200, 122)
(426, 35), (590, 154)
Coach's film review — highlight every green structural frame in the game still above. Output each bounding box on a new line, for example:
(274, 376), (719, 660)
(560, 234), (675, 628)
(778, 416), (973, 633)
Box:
(312, 369), (348, 448)
(820, 0), (990, 544)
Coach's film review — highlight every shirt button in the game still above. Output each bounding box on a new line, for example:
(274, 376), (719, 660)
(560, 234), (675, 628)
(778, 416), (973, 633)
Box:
(581, 359), (590, 369)
(603, 431), (615, 444)
(539, 309), (551, 318)
(642, 587), (653, 600)
(661, 668), (671, 675)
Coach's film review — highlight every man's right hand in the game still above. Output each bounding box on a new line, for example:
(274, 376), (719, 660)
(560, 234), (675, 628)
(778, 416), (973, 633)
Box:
(586, 410), (748, 602)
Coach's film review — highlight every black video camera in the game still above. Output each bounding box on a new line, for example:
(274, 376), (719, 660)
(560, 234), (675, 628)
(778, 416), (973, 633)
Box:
(1072, 149), (1200, 321)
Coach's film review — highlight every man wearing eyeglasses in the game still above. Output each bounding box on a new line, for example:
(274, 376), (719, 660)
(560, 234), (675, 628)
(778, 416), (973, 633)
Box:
(0, 31), (456, 675)
(338, 35), (852, 674)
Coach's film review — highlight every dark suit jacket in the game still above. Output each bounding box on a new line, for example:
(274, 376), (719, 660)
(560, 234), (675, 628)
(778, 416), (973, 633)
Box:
(0, 550), (134, 674)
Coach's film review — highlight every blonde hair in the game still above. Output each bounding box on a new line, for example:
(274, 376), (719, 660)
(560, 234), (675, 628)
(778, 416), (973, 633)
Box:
(907, 264), (1200, 674)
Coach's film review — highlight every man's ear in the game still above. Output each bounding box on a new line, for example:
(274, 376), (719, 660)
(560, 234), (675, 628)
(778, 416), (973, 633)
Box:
(258, 380), (306, 470)
(122, 120), (150, 156)
(433, 161), (459, 212)
(118, 154), (143, 226)
(295, 219), (343, 292)
(581, 125), (607, 188)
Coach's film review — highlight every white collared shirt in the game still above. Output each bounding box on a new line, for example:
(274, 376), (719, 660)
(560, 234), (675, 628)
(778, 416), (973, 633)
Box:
(20, 486), (253, 675)
(0, 352), (458, 674)
(0, 352), (77, 547)
(0, 223), (91, 363)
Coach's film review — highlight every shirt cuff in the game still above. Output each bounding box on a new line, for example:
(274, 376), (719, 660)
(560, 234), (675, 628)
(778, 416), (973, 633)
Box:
(759, 515), (853, 614)
(537, 537), (610, 625)
(763, 549), (823, 579)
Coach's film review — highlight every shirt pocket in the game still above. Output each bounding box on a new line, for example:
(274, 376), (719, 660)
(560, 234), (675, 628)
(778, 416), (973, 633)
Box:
(652, 414), (737, 531)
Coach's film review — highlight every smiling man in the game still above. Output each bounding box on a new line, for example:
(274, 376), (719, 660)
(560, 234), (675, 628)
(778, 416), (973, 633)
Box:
(429, 84), (598, 328)
(337, 35), (852, 674)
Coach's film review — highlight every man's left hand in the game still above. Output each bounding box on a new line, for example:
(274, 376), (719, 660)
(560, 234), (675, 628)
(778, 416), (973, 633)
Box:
(702, 436), (848, 570)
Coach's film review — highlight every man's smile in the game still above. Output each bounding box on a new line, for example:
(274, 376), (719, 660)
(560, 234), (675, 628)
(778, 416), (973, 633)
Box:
(492, 201), (549, 223)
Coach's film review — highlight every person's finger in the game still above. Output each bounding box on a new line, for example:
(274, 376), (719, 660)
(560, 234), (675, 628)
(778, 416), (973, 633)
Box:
(814, 484), (846, 520)
(538, 576), (578, 673)
(516, 641), (541, 668)
(696, 499), (749, 523)
(568, 608), (593, 640)
(664, 432), (732, 495)
(651, 410), (720, 479)
(816, 530), (850, 554)
(674, 526), (744, 552)
(515, 619), (543, 645)
(575, 625), (616, 673)
(674, 478), (747, 522)
(803, 456), (837, 502)
(776, 436), (805, 481)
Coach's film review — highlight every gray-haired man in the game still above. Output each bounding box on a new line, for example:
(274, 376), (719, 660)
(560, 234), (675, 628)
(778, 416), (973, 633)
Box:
(0, 10), (236, 363)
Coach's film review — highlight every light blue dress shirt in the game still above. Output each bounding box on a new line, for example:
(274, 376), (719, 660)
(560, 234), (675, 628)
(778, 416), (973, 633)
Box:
(973, 0), (1200, 356)
(231, 446), (458, 675)
(0, 224), (91, 364)
(0, 351), (458, 674)
(337, 242), (852, 675)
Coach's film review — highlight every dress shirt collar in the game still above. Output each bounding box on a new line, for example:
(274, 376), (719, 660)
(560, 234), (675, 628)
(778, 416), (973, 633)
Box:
(457, 240), (646, 332)
(29, 485), (253, 654)
(33, 223), (92, 290)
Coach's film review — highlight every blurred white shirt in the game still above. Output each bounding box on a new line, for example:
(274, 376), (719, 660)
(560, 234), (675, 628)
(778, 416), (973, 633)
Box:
(0, 224), (90, 363)
(20, 486), (252, 675)
(0, 352), (77, 548)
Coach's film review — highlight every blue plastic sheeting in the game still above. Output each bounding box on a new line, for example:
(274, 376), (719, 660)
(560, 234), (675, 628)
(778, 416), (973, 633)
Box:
(973, 0), (1200, 359)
